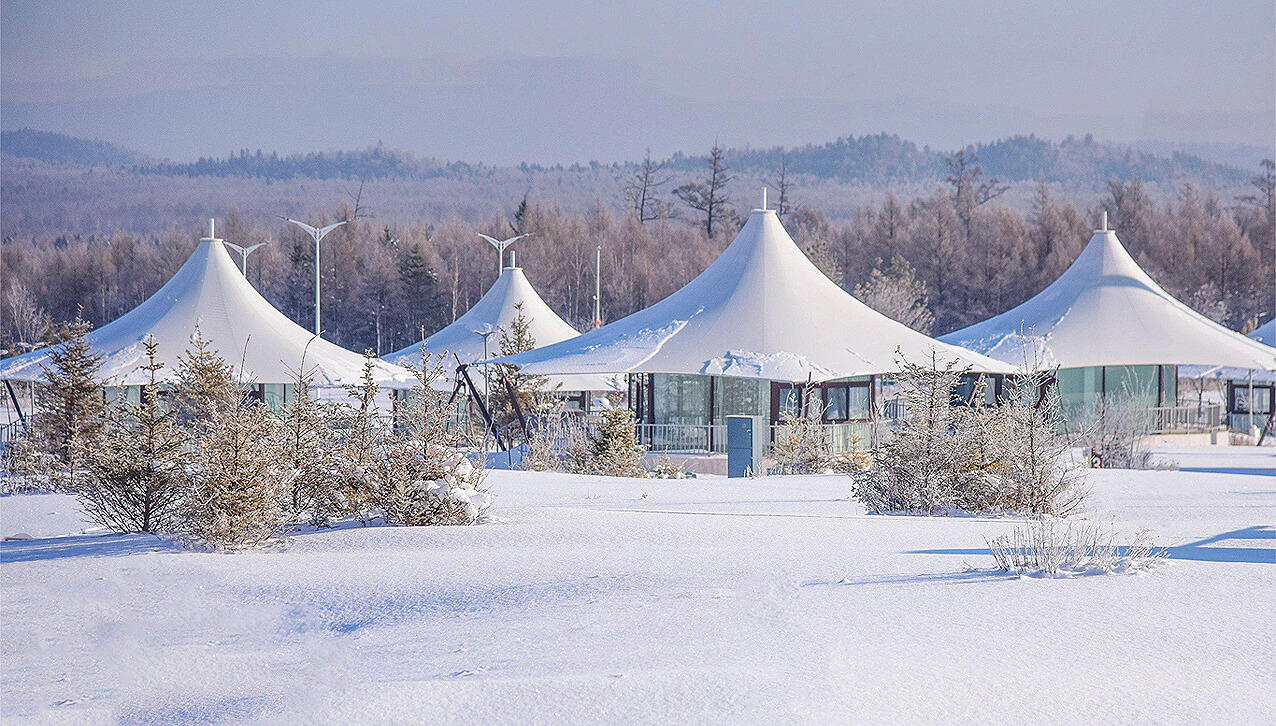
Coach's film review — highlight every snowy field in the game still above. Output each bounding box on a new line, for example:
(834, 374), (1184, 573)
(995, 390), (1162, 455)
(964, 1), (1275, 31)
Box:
(2, 446), (1273, 725)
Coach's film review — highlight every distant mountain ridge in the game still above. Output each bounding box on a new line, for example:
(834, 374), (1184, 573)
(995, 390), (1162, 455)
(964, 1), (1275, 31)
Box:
(1, 129), (151, 167)
(1, 128), (1261, 190)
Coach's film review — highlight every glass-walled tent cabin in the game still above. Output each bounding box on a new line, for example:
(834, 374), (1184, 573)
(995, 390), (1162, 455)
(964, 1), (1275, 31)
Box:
(0, 220), (412, 420)
(942, 215), (1276, 431)
(495, 197), (1018, 453)
(383, 255), (615, 416)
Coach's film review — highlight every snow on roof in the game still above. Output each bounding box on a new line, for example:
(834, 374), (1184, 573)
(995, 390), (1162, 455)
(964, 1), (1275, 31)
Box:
(383, 265), (616, 392)
(495, 208), (1018, 382)
(0, 236), (413, 388)
(1249, 320), (1275, 347)
(940, 223), (1276, 371)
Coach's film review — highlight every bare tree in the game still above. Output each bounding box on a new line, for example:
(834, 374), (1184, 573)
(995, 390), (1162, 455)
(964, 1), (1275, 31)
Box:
(771, 154), (791, 219)
(624, 148), (667, 223)
(946, 148), (1007, 242)
(5, 281), (49, 352)
(675, 142), (734, 236)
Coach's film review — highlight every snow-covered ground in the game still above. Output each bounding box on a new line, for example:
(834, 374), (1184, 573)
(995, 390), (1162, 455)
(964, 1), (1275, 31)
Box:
(2, 446), (1273, 724)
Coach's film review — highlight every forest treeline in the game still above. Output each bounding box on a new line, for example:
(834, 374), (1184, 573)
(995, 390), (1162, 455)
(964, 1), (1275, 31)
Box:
(4, 151), (1272, 361)
(2, 129), (1251, 189)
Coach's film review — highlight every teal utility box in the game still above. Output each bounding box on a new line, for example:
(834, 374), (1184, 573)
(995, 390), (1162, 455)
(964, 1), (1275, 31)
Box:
(727, 415), (768, 478)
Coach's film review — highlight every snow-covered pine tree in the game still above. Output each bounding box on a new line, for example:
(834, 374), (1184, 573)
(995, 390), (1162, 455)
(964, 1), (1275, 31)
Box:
(279, 356), (343, 526)
(178, 347), (288, 549)
(368, 352), (491, 526)
(490, 303), (559, 434)
(172, 326), (237, 425)
(585, 407), (646, 477)
(334, 351), (385, 521)
(25, 315), (105, 489)
(769, 387), (834, 474)
(79, 335), (188, 533)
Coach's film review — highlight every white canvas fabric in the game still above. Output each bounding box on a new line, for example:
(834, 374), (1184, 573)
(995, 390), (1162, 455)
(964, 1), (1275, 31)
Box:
(383, 266), (616, 392)
(0, 239), (413, 388)
(495, 208), (1017, 382)
(1181, 324), (1276, 382)
(941, 226), (1276, 372)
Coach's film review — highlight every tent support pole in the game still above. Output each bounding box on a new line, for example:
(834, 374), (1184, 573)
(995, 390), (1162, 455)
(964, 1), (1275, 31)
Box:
(459, 364), (505, 451)
(5, 381), (27, 429)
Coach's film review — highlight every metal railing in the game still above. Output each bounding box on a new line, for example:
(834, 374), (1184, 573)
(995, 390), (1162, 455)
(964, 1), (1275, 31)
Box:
(1150, 404), (1222, 433)
(632, 421), (871, 455)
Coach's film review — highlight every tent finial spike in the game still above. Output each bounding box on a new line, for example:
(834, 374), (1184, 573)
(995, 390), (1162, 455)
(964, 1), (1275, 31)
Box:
(209, 218), (216, 239)
(1101, 210), (1108, 231)
(762, 186), (768, 211)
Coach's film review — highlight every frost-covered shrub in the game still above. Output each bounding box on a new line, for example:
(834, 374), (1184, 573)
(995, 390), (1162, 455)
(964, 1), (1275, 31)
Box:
(373, 450), (490, 526)
(651, 452), (690, 479)
(522, 411), (591, 473)
(852, 354), (974, 513)
(854, 354), (1087, 517)
(997, 372), (1086, 516)
(366, 353), (491, 526)
(1072, 390), (1156, 469)
(769, 390), (835, 475)
(78, 337), (188, 534)
(986, 520), (1166, 576)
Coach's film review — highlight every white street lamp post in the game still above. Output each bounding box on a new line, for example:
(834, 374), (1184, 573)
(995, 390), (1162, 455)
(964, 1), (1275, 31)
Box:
(285, 218), (348, 335)
(477, 233), (533, 274)
(224, 241), (269, 279)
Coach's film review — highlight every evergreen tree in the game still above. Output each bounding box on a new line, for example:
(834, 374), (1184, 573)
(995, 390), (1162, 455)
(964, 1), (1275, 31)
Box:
(173, 326), (237, 424)
(401, 242), (446, 339)
(585, 407), (646, 477)
(79, 336), (188, 533)
(490, 304), (559, 432)
(34, 315), (105, 476)
(279, 361), (343, 526)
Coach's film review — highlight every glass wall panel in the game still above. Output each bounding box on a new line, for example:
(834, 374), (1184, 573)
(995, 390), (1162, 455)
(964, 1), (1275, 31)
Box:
(713, 377), (769, 424)
(652, 373), (710, 426)
(1105, 365), (1159, 408)
(848, 386), (870, 418)
(1160, 365), (1177, 406)
(1055, 366), (1103, 414)
(825, 386), (849, 420)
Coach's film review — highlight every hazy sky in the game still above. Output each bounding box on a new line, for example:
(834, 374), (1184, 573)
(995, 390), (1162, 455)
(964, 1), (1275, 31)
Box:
(2, 0), (1273, 163)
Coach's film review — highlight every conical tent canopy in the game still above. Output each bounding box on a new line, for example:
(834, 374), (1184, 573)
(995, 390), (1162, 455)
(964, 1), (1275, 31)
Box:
(0, 236), (412, 387)
(940, 224), (1276, 371)
(497, 208), (1017, 381)
(383, 266), (614, 391)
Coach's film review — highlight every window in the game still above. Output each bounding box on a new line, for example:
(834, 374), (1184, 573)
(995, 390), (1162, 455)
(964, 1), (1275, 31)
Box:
(1233, 385), (1273, 414)
(822, 382), (870, 421)
(652, 373), (711, 426)
(713, 377), (769, 423)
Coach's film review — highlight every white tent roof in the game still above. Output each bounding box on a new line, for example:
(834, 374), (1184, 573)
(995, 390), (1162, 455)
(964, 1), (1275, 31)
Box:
(0, 234), (413, 388)
(383, 265), (615, 392)
(496, 207), (1018, 382)
(940, 224), (1276, 372)
(1181, 324), (1276, 382)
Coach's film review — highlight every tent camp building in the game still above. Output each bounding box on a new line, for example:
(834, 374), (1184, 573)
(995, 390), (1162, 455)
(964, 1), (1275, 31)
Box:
(940, 215), (1276, 430)
(0, 220), (412, 419)
(495, 197), (1019, 451)
(382, 252), (615, 411)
